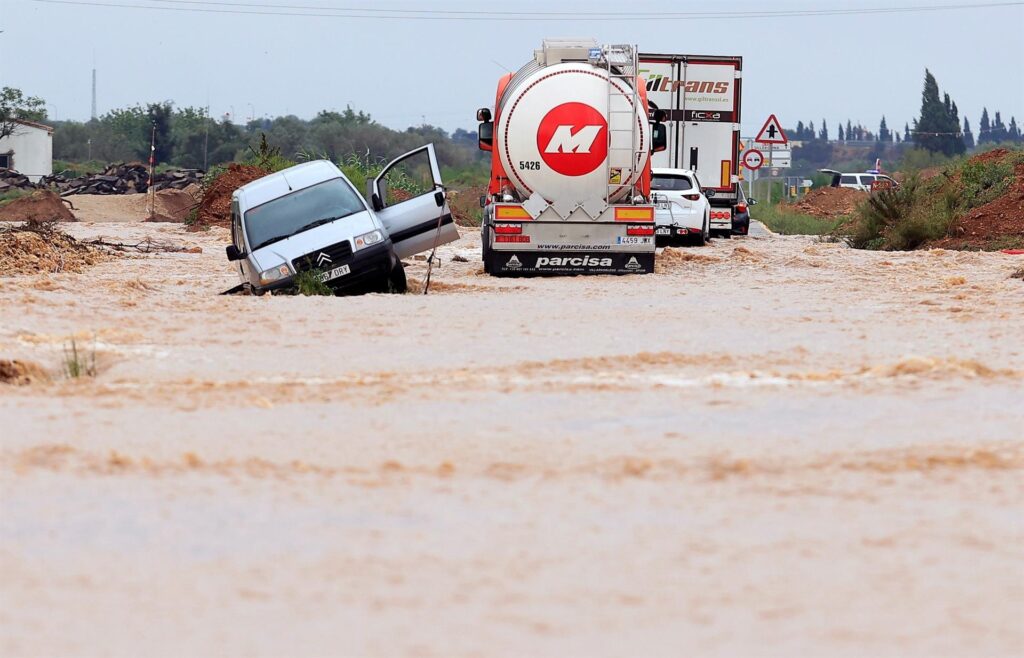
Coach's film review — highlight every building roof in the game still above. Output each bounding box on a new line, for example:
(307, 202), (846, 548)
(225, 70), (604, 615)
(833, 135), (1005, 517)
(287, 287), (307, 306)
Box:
(9, 118), (54, 134)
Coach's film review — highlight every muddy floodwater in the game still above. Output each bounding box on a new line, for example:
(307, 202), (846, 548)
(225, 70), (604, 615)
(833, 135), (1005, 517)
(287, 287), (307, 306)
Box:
(1, 222), (1022, 657)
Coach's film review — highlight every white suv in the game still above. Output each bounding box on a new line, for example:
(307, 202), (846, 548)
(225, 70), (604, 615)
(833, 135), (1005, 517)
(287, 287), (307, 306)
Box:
(651, 168), (712, 246)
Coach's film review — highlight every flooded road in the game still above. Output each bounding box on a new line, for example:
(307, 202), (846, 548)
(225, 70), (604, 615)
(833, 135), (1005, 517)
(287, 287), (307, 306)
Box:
(2, 222), (1023, 657)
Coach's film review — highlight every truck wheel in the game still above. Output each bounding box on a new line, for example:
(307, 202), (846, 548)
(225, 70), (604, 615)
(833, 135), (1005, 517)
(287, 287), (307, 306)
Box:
(481, 224), (492, 263)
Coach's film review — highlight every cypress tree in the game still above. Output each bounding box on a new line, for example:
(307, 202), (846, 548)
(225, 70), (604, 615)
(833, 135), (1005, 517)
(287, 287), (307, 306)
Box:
(992, 111), (1008, 143)
(820, 119), (828, 141)
(914, 70), (965, 155)
(978, 108), (991, 144)
(904, 123), (911, 141)
(838, 124), (845, 141)
(963, 117), (975, 149)
(1009, 117), (1020, 142)
(879, 116), (890, 142)
(847, 119), (854, 141)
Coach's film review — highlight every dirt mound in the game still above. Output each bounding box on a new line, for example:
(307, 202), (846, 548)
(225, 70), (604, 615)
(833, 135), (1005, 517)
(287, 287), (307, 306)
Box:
(0, 226), (108, 275)
(787, 187), (867, 218)
(144, 189), (199, 223)
(193, 164), (269, 230)
(0, 359), (49, 385)
(447, 185), (486, 226)
(967, 148), (1011, 165)
(945, 161), (1024, 248)
(0, 190), (76, 223)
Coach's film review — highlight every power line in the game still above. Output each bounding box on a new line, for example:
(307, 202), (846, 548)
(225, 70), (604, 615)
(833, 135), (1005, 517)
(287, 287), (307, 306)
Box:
(28, 0), (1024, 21)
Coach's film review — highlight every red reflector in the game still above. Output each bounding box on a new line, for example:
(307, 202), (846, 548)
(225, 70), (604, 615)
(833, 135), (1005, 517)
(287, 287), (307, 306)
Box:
(494, 223), (522, 235)
(683, 193), (701, 201)
(736, 203), (747, 214)
(626, 224), (655, 236)
(495, 235), (530, 243)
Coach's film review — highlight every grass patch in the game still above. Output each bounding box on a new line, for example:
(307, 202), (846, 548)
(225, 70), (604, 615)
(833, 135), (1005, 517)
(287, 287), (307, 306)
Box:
(0, 189), (32, 206)
(63, 339), (97, 379)
(293, 269), (334, 296)
(754, 203), (845, 235)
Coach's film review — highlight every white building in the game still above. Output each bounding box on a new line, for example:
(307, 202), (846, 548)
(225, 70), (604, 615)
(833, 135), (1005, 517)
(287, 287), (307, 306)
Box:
(0, 119), (54, 183)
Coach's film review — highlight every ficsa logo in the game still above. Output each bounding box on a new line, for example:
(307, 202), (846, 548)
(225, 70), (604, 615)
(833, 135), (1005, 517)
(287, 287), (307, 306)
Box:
(536, 102), (608, 177)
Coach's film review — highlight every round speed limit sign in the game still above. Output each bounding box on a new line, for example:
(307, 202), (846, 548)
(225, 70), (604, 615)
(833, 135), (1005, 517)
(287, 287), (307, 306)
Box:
(742, 148), (764, 170)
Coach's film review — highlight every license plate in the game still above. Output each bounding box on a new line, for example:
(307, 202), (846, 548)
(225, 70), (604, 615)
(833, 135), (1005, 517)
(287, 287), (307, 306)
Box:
(316, 264), (351, 283)
(655, 227), (671, 235)
(617, 236), (653, 245)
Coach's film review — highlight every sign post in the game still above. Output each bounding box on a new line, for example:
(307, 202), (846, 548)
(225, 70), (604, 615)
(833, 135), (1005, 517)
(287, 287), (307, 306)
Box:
(754, 115), (789, 207)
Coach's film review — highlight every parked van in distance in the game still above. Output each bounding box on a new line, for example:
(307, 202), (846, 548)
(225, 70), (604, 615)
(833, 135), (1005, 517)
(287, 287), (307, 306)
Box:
(226, 145), (458, 295)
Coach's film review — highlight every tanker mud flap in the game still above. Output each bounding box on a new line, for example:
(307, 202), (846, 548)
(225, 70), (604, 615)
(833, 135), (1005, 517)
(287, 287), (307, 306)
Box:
(485, 251), (654, 276)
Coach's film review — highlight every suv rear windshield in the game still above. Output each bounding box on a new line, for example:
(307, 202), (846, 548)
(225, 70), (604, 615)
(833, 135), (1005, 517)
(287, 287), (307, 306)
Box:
(244, 178), (366, 251)
(651, 174), (694, 192)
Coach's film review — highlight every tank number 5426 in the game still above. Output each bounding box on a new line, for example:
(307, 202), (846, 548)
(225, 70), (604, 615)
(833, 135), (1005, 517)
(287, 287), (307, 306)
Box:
(519, 161), (541, 171)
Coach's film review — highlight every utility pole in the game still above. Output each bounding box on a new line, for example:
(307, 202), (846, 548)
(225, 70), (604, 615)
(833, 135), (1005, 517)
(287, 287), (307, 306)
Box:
(147, 123), (156, 219)
(91, 69), (97, 120)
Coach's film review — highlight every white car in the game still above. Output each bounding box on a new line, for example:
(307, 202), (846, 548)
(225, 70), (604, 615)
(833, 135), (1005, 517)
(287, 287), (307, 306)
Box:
(820, 169), (899, 193)
(651, 168), (712, 246)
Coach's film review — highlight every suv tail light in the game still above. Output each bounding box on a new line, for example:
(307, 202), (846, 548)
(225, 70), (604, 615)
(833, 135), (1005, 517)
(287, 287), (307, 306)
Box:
(736, 203), (747, 214)
(683, 193), (701, 201)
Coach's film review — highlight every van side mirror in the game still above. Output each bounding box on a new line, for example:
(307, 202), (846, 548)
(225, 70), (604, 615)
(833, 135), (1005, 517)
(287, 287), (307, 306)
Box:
(370, 179), (387, 211)
(703, 188), (716, 198)
(651, 122), (667, 153)
(478, 121), (494, 151)
(747, 198), (758, 206)
(225, 244), (244, 261)
(434, 190), (445, 207)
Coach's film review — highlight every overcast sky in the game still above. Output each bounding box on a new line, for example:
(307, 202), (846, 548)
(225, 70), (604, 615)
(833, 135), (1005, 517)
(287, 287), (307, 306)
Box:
(2, 0), (1022, 137)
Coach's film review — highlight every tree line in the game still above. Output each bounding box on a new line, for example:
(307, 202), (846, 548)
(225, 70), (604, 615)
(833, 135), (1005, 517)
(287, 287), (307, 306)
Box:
(785, 70), (1021, 155)
(43, 102), (484, 172)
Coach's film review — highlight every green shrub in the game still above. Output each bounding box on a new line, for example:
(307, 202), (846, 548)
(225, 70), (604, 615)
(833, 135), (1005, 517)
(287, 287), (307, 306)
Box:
(63, 339), (97, 379)
(293, 269), (334, 296)
(245, 133), (295, 173)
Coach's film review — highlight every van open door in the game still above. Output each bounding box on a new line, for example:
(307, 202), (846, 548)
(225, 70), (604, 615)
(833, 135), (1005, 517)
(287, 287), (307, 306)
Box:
(371, 144), (459, 260)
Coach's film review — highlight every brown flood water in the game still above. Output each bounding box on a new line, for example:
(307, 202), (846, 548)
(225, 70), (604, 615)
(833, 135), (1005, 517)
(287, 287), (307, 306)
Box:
(1, 221), (1023, 657)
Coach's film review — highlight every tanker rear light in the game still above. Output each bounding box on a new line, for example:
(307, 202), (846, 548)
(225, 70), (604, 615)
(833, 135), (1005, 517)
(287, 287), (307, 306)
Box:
(494, 223), (523, 235)
(614, 207), (654, 222)
(626, 225), (655, 237)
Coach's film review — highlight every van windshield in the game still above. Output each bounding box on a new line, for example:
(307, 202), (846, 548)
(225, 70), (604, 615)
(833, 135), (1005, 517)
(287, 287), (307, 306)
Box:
(244, 178), (366, 251)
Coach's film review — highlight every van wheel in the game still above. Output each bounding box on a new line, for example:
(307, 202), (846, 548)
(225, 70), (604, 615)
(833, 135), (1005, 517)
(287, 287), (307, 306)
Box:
(386, 261), (407, 294)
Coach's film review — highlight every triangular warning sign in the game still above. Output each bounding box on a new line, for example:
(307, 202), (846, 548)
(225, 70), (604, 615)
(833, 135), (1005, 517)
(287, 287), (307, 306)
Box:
(755, 114), (788, 144)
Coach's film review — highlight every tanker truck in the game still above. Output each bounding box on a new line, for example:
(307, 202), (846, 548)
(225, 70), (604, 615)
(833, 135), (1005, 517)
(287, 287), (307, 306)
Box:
(475, 39), (667, 276)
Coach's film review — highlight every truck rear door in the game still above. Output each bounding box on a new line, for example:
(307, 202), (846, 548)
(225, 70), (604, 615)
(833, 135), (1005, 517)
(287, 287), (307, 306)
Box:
(371, 144), (459, 260)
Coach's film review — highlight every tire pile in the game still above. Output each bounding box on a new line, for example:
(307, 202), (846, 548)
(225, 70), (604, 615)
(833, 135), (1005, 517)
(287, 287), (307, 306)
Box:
(0, 164), (203, 195)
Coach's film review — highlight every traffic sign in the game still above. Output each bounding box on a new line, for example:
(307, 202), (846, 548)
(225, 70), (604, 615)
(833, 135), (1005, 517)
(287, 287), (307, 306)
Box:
(755, 114), (788, 144)
(742, 148), (764, 170)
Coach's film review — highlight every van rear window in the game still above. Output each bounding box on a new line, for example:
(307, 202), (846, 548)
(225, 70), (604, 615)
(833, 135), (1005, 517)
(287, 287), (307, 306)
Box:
(840, 175), (858, 185)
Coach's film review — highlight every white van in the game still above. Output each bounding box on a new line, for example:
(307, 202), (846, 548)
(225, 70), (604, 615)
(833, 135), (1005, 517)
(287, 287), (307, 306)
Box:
(820, 169), (898, 193)
(226, 145), (458, 295)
